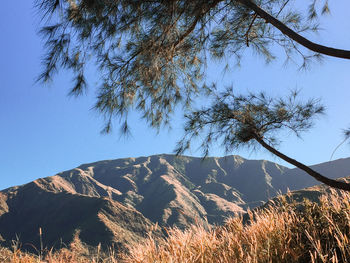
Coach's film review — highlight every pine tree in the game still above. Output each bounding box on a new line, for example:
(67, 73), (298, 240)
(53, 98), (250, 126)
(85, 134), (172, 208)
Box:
(36, 0), (350, 190)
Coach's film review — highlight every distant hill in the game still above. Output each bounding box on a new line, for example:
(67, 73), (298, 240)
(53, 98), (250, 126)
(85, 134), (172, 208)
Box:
(1, 154), (349, 251)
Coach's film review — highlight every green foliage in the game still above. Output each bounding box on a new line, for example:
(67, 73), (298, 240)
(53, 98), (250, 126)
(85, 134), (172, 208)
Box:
(36, 0), (324, 132)
(35, 0), (350, 189)
(176, 89), (324, 156)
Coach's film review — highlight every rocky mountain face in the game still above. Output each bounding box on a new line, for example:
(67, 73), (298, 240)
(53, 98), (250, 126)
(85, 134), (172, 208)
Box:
(0, 180), (161, 252)
(1, 154), (349, 251)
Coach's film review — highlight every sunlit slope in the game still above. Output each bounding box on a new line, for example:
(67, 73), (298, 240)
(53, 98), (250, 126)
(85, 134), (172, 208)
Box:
(0, 154), (349, 250)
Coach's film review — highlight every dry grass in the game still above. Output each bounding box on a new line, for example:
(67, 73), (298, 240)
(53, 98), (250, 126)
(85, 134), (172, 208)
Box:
(0, 236), (119, 263)
(2, 190), (350, 262)
(122, 189), (350, 263)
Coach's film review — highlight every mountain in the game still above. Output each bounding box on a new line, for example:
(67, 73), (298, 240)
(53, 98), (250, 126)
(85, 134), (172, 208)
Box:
(1, 154), (349, 251)
(0, 180), (161, 252)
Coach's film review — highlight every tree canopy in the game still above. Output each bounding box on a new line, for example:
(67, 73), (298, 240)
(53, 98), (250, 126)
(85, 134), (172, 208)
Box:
(36, 0), (350, 190)
(176, 90), (350, 191)
(36, 0), (349, 130)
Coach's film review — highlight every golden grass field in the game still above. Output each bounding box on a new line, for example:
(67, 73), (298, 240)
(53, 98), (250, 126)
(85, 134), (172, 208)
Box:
(2, 189), (350, 263)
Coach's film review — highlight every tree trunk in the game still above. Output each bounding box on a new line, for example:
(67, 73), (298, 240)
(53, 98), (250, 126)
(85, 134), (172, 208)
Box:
(254, 135), (350, 191)
(239, 0), (350, 60)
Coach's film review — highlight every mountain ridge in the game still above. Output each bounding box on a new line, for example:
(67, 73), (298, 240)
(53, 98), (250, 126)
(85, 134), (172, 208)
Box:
(1, 154), (349, 251)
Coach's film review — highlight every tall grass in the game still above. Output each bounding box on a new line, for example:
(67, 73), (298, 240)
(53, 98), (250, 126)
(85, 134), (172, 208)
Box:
(0, 236), (118, 263)
(2, 190), (350, 262)
(122, 189), (350, 263)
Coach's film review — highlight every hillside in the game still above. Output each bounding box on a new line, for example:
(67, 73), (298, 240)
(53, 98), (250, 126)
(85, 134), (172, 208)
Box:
(0, 181), (161, 252)
(1, 154), (349, 250)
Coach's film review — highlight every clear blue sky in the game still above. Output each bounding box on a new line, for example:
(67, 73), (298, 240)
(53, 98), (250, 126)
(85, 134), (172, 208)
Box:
(1, 1), (350, 190)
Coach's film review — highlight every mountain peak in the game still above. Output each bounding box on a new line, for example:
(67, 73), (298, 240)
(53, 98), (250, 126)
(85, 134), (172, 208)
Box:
(1, 155), (349, 251)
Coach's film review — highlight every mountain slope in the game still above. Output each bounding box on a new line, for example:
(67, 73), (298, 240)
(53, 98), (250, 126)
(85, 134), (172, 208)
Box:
(1, 154), (349, 250)
(53, 154), (289, 225)
(0, 181), (160, 251)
